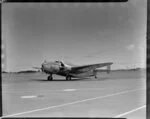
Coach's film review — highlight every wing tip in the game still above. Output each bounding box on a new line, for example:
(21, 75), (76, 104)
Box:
(108, 62), (113, 65)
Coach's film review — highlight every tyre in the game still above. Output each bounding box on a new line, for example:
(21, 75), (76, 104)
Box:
(47, 76), (53, 81)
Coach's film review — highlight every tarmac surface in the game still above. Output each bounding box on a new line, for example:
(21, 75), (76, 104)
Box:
(2, 70), (146, 118)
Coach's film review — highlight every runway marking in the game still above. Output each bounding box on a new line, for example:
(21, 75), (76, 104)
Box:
(115, 105), (146, 117)
(2, 88), (106, 94)
(21, 95), (38, 99)
(77, 88), (106, 91)
(63, 89), (77, 91)
(3, 88), (145, 117)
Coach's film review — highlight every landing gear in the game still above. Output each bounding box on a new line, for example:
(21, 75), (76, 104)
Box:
(66, 76), (71, 81)
(47, 74), (53, 81)
(94, 71), (97, 79)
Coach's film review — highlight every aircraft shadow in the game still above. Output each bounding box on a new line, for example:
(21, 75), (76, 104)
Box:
(30, 77), (109, 82)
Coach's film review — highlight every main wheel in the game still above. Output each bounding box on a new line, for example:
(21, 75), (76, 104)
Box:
(93, 71), (97, 79)
(66, 76), (68, 81)
(66, 76), (71, 81)
(69, 76), (71, 80)
(47, 75), (53, 81)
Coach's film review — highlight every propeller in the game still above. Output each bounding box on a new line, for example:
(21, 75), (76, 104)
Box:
(32, 63), (44, 73)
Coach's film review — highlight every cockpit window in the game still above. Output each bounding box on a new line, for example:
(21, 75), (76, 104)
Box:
(61, 62), (64, 67)
(55, 61), (64, 67)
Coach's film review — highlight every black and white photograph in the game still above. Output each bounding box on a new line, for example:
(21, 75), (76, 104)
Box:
(2, 1), (146, 118)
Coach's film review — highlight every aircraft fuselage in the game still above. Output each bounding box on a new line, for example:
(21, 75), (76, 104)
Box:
(41, 61), (95, 78)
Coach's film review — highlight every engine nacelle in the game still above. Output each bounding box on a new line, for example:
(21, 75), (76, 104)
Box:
(42, 60), (72, 74)
(49, 64), (60, 73)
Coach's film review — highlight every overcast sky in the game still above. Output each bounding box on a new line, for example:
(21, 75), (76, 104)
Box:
(2, 1), (146, 71)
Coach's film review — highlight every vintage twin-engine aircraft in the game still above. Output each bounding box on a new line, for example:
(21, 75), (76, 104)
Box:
(33, 60), (113, 81)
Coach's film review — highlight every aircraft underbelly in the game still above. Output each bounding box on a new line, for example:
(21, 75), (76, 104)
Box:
(56, 69), (96, 78)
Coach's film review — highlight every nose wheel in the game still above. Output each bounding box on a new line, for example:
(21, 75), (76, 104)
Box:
(47, 74), (53, 81)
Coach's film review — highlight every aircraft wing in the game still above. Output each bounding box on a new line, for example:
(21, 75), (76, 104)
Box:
(70, 62), (113, 73)
(32, 67), (41, 70)
(32, 67), (43, 72)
